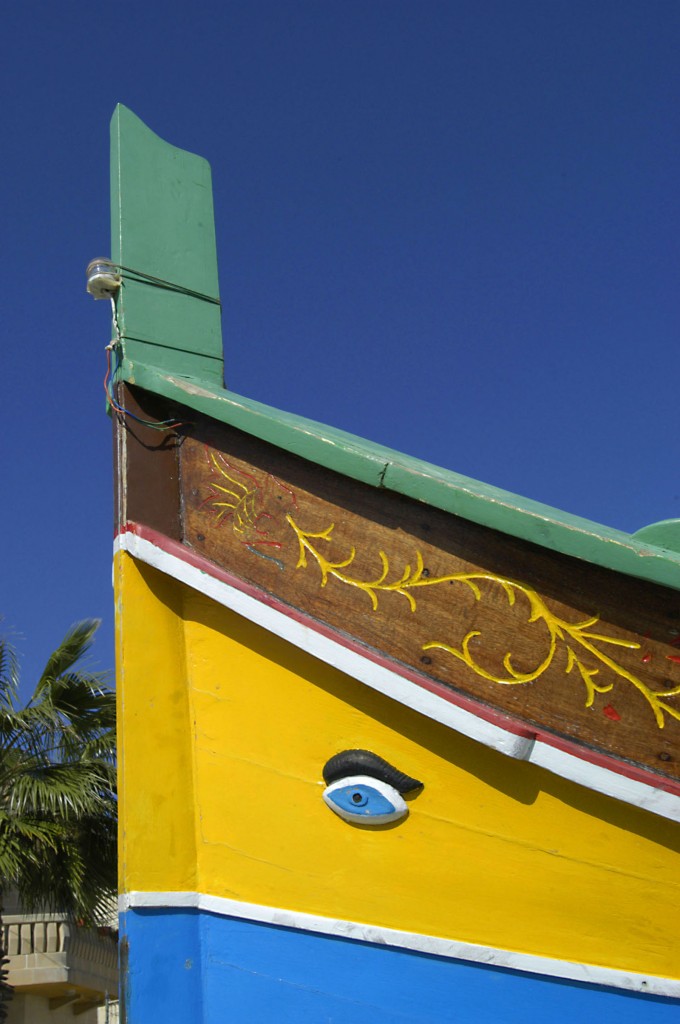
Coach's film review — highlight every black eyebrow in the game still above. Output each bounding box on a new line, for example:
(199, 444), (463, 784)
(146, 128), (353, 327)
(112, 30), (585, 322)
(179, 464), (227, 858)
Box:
(322, 749), (423, 794)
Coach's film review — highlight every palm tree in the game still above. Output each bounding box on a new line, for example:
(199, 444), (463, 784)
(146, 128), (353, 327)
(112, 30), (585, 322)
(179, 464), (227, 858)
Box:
(0, 620), (117, 1021)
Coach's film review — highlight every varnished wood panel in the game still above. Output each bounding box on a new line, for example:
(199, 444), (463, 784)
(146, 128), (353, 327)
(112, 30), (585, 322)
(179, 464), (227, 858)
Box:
(113, 388), (680, 785)
(113, 383), (182, 539)
(177, 423), (680, 784)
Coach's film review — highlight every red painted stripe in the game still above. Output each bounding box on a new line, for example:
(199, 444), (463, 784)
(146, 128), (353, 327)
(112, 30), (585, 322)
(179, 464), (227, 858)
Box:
(116, 521), (680, 800)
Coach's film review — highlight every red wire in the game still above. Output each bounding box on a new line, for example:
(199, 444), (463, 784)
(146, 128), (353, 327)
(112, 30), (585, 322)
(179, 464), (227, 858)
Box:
(103, 346), (189, 430)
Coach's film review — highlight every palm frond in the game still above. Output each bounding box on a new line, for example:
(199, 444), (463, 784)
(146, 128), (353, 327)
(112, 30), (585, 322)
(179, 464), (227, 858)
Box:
(0, 620), (117, 922)
(0, 817), (66, 882)
(16, 680), (116, 763)
(33, 620), (101, 698)
(12, 812), (117, 924)
(0, 640), (19, 708)
(6, 762), (116, 818)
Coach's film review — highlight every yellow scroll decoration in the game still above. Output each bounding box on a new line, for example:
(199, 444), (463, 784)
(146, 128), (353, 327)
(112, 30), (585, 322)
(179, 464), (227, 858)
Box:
(286, 516), (680, 728)
(207, 452), (259, 533)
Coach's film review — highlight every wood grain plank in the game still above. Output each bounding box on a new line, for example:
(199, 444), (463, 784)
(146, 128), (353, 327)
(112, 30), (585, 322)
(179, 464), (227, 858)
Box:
(178, 421), (680, 784)
(113, 383), (182, 539)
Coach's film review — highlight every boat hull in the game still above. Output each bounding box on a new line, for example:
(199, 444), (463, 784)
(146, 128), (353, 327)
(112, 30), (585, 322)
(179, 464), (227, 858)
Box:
(120, 905), (680, 1023)
(115, 550), (680, 1019)
(109, 106), (680, 1022)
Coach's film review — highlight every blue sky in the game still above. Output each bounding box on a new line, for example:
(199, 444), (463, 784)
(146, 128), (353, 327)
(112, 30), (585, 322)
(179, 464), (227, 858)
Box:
(2, 1), (679, 692)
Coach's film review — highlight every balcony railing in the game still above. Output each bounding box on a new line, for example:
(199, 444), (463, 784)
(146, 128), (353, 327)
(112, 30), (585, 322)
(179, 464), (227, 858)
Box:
(2, 905), (118, 1017)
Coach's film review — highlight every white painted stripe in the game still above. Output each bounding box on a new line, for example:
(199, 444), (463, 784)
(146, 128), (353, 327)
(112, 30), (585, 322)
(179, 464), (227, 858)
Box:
(114, 532), (680, 823)
(119, 890), (680, 999)
(114, 532), (533, 759)
(531, 743), (679, 820)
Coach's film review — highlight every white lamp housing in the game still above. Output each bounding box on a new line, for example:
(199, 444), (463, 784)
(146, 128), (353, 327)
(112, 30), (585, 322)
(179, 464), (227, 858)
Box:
(86, 258), (121, 300)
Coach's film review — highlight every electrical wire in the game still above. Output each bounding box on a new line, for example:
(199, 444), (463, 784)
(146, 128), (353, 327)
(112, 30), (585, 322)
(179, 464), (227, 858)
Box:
(114, 262), (221, 306)
(104, 298), (191, 431)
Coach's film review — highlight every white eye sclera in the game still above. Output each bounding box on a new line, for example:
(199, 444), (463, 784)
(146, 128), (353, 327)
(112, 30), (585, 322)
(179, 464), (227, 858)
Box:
(322, 775), (408, 825)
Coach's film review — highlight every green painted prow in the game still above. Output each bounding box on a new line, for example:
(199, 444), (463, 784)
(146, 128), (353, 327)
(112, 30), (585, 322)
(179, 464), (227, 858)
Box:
(110, 104), (223, 385)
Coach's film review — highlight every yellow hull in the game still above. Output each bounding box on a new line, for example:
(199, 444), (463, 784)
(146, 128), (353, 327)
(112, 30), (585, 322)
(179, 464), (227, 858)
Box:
(116, 551), (680, 983)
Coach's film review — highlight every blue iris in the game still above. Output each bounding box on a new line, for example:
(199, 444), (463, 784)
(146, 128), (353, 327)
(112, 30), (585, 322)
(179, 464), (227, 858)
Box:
(326, 783), (396, 818)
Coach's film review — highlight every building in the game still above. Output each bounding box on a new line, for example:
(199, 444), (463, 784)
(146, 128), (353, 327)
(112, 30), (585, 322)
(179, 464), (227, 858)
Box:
(3, 892), (118, 1022)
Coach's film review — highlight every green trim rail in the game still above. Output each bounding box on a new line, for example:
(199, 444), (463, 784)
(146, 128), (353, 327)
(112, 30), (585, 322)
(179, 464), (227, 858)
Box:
(120, 356), (680, 593)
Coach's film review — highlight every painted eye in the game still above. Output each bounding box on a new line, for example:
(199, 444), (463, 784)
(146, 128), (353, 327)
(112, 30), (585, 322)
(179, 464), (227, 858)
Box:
(322, 775), (408, 825)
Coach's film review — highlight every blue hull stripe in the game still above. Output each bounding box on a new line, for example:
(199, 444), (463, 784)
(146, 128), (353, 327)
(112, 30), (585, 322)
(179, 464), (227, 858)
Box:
(120, 908), (680, 1023)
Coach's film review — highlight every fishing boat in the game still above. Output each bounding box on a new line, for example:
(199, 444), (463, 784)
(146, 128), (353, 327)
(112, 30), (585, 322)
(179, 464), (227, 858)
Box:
(103, 106), (680, 1022)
